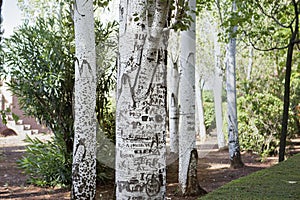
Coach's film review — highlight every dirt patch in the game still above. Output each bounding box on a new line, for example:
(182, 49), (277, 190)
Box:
(0, 135), (278, 200)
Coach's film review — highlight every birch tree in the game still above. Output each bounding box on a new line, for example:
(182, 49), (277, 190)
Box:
(168, 30), (180, 155)
(225, 1), (244, 169)
(178, 0), (206, 195)
(72, 0), (97, 198)
(212, 21), (226, 149)
(116, 0), (170, 198)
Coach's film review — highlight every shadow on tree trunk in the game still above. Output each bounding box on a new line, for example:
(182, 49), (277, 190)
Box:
(184, 149), (207, 196)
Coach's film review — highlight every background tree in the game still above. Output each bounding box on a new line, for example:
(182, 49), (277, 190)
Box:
(225, 1), (244, 168)
(228, 0), (300, 162)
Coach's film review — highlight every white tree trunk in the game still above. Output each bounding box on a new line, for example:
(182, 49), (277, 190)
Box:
(225, 1), (244, 169)
(247, 45), (253, 80)
(72, 0), (97, 198)
(116, 0), (169, 199)
(213, 26), (226, 149)
(195, 71), (206, 141)
(178, 0), (197, 194)
(168, 30), (180, 155)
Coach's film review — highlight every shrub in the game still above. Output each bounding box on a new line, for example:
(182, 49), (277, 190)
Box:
(238, 93), (296, 158)
(18, 135), (72, 187)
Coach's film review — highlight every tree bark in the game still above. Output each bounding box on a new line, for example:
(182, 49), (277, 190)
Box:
(72, 0), (97, 199)
(168, 31), (180, 155)
(213, 26), (225, 149)
(116, 0), (169, 199)
(278, 2), (298, 161)
(178, 0), (201, 194)
(185, 149), (207, 196)
(226, 1), (244, 169)
(195, 71), (206, 142)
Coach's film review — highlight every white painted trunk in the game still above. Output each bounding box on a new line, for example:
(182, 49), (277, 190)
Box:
(213, 28), (225, 149)
(226, 1), (243, 168)
(72, 0), (97, 199)
(195, 72), (206, 141)
(168, 60), (179, 154)
(116, 0), (169, 199)
(168, 30), (180, 154)
(178, 0), (197, 193)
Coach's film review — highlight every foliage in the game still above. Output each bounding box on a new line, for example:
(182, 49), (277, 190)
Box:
(202, 90), (215, 132)
(2, 17), (75, 155)
(199, 153), (300, 200)
(238, 92), (296, 158)
(1, 3), (117, 186)
(17, 135), (72, 187)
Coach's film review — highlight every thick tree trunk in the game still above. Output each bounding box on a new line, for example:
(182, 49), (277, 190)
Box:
(72, 0), (97, 199)
(226, 1), (244, 169)
(116, 0), (169, 199)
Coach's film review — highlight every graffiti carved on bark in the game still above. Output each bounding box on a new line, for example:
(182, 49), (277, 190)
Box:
(116, 0), (170, 199)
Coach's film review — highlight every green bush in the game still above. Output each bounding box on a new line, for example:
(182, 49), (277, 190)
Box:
(238, 93), (296, 158)
(203, 90), (216, 132)
(1, 6), (117, 186)
(18, 135), (72, 187)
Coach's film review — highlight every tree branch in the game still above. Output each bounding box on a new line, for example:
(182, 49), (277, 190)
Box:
(255, 0), (290, 29)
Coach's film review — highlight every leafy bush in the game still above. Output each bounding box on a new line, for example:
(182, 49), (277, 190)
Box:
(203, 90), (216, 132)
(18, 135), (72, 187)
(1, 5), (117, 186)
(238, 93), (296, 158)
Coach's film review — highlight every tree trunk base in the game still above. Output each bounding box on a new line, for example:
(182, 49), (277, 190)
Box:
(230, 155), (244, 169)
(184, 149), (207, 196)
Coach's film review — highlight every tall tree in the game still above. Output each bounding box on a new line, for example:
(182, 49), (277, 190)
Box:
(116, 0), (170, 198)
(178, 0), (206, 195)
(72, 0), (97, 198)
(213, 31), (226, 149)
(229, 0), (300, 162)
(225, 1), (244, 168)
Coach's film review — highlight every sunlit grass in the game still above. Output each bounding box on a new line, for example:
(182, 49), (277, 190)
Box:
(199, 153), (300, 200)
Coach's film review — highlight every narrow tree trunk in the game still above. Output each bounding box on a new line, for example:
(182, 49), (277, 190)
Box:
(169, 60), (179, 154)
(279, 42), (296, 162)
(185, 149), (207, 196)
(247, 46), (253, 80)
(116, 0), (169, 199)
(72, 0), (97, 199)
(195, 72), (206, 142)
(279, 0), (298, 162)
(179, 0), (204, 194)
(213, 27), (225, 149)
(168, 31), (180, 155)
(226, 1), (244, 169)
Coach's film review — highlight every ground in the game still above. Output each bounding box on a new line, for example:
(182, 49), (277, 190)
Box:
(0, 134), (279, 200)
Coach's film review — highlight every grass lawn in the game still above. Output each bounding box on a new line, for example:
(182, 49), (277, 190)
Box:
(199, 153), (300, 200)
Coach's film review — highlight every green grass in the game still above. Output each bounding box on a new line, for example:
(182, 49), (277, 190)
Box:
(199, 153), (300, 200)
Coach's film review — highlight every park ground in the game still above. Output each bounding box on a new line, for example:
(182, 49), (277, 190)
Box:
(1, 133), (298, 200)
